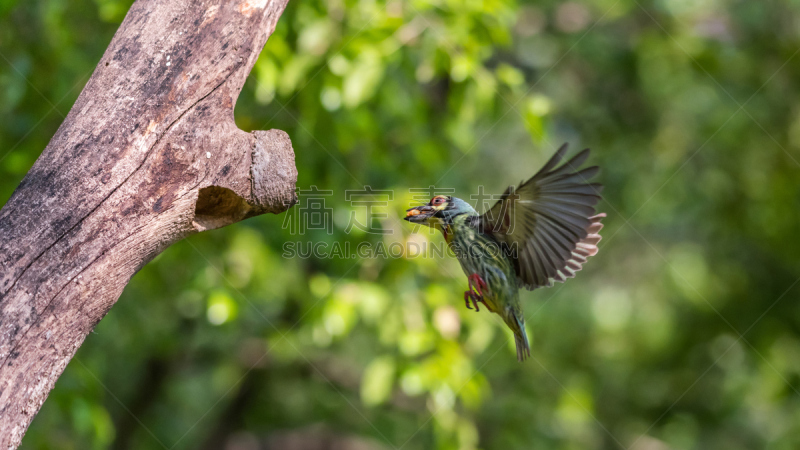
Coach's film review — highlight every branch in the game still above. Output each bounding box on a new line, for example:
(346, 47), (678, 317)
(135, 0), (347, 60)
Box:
(0, 0), (296, 447)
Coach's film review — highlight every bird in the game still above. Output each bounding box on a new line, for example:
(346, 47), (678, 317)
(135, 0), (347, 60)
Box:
(404, 144), (605, 361)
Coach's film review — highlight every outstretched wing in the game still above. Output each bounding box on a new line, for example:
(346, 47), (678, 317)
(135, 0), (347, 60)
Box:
(476, 144), (605, 290)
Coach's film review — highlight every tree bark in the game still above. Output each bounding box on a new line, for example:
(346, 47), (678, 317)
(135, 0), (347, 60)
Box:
(0, 0), (296, 447)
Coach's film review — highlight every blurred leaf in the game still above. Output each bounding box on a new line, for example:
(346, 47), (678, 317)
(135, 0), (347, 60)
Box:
(361, 355), (396, 406)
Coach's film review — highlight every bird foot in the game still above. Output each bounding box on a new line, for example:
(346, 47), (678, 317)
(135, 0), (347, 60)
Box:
(464, 274), (490, 312)
(468, 273), (488, 296)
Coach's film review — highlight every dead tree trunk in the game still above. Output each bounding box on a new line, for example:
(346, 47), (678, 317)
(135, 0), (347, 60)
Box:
(0, 0), (296, 447)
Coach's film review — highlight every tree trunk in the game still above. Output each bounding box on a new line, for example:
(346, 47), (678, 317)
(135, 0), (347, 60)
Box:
(0, 0), (296, 447)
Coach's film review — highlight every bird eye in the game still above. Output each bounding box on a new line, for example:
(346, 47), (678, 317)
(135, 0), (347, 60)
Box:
(431, 196), (445, 205)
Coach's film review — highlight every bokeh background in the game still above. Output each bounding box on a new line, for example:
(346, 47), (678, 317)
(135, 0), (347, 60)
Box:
(3, 0), (800, 448)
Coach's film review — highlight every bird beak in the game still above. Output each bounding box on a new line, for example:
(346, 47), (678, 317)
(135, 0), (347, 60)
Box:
(404, 204), (435, 223)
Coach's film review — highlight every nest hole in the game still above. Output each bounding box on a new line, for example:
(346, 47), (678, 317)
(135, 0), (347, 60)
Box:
(193, 186), (251, 231)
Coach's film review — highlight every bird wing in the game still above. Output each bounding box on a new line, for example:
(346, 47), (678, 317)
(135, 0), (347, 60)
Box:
(476, 144), (605, 290)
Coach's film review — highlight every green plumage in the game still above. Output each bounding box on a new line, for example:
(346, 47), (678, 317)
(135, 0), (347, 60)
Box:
(405, 144), (605, 361)
(446, 214), (530, 360)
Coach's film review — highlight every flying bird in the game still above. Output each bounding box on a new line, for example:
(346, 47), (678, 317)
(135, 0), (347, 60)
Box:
(404, 144), (605, 361)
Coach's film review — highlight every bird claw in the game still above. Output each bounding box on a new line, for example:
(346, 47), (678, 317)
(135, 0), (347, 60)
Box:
(464, 290), (477, 311)
(464, 274), (490, 312)
(464, 289), (481, 311)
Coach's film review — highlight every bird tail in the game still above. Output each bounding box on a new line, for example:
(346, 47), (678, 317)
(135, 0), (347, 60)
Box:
(510, 311), (530, 362)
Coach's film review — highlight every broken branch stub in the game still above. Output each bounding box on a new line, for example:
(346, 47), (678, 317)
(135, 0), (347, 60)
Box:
(0, 0), (296, 447)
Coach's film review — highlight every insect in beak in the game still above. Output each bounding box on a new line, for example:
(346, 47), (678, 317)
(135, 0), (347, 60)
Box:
(404, 205), (435, 223)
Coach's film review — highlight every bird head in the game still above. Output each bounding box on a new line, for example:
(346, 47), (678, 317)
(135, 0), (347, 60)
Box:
(404, 195), (476, 227)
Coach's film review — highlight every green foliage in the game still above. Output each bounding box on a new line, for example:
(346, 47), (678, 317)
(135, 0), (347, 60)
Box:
(3, 0), (800, 449)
